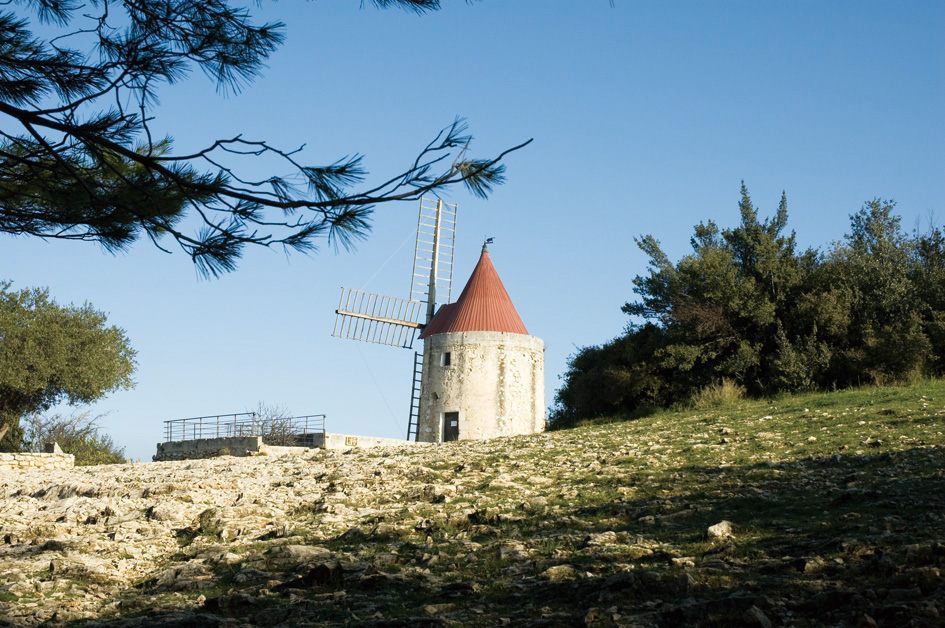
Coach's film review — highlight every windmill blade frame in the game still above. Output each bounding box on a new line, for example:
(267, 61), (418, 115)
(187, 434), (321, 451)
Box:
(410, 197), (458, 313)
(332, 288), (425, 349)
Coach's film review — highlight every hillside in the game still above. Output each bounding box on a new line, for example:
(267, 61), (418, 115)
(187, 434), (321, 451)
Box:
(1, 381), (944, 627)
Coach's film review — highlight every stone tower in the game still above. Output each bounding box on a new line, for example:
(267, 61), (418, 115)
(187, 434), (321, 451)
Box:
(416, 243), (544, 442)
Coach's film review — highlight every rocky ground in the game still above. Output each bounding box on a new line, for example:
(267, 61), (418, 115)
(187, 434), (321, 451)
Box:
(1, 381), (944, 627)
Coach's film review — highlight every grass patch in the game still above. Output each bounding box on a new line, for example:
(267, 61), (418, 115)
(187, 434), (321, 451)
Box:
(689, 378), (747, 409)
(7, 379), (945, 626)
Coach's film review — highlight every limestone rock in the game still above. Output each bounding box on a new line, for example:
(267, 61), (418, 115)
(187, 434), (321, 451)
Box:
(423, 603), (456, 616)
(587, 531), (619, 546)
(707, 520), (735, 540)
(542, 564), (578, 582)
(743, 605), (773, 628)
(266, 544), (332, 566)
(275, 561), (343, 590)
(145, 502), (186, 522)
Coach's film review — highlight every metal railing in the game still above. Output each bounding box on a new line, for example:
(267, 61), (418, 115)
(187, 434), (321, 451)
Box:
(163, 412), (326, 445)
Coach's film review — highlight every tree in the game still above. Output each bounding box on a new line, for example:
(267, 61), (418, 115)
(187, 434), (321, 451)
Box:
(549, 323), (671, 429)
(552, 185), (945, 426)
(820, 200), (929, 384)
(912, 224), (945, 371)
(0, 0), (530, 276)
(249, 401), (297, 446)
(0, 281), (135, 450)
(21, 410), (126, 465)
(623, 183), (805, 396)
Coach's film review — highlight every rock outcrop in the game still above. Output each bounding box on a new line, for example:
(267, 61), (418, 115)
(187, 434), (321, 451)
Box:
(1, 388), (944, 626)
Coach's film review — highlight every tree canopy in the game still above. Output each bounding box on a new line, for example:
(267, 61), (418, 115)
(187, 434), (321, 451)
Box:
(0, 0), (528, 276)
(0, 281), (135, 450)
(551, 185), (945, 428)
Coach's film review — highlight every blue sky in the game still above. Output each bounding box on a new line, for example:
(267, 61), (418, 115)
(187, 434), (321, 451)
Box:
(3, 1), (944, 461)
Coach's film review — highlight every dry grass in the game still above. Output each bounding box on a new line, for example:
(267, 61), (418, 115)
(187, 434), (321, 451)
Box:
(688, 378), (746, 409)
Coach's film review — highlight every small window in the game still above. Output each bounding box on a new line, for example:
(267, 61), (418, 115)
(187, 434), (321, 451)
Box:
(440, 352), (452, 367)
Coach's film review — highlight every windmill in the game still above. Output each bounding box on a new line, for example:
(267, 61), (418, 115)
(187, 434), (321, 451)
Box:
(331, 196), (458, 440)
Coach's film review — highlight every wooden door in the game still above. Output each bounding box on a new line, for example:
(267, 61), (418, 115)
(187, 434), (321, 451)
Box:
(443, 412), (459, 442)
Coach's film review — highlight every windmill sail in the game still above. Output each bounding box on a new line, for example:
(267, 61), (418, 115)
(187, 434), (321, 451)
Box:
(332, 288), (425, 349)
(409, 197), (457, 311)
(330, 196), (459, 440)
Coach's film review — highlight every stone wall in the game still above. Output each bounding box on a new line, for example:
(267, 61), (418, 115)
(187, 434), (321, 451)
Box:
(0, 452), (75, 471)
(257, 444), (316, 457)
(154, 436), (264, 461)
(312, 433), (422, 450)
(418, 331), (545, 442)
(154, 433), (420, 461)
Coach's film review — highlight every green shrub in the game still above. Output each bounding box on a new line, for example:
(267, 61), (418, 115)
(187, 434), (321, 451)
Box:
(689, 379), (746, 409)
(22, 411), (126, 466)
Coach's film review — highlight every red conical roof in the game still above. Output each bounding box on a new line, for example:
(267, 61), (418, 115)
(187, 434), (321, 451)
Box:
(420, 247), (528, 338)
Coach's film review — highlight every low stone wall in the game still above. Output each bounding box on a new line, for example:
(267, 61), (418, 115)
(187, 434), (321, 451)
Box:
(313, 433), (422, 450)
(0, 452), (75, 471)
(154, 436), (264, 461)
(154, 433), (421, 461)
(258, 444), (313, 457)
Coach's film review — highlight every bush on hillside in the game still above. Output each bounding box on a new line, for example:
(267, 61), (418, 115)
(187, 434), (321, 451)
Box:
(550, 185), (945, 428)
(689, 379), (746, 410)
(22, 412), (126, 466)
